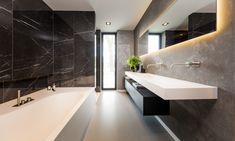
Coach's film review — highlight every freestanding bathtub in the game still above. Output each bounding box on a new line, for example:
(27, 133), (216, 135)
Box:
(0, 87), (96, 141)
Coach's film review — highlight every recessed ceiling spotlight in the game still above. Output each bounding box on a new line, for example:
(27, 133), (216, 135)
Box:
(106, 22), (111, 26)
(162, 22), (169, 26)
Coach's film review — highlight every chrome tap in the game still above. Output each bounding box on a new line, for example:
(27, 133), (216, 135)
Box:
(17, 90), (21, 106)
(170, 61), (201, 69)
(147, 63), (163, 69)
(52, 83), (56, 91)
(47, 83), (56, 91)
(13, 90), (34, 107)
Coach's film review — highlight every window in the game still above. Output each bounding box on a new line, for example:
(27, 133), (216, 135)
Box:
(102, 33), (116, 89)
(148, 34), (161, 53)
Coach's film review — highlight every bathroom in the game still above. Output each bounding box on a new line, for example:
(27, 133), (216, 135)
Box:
(0, 0), (234, 140)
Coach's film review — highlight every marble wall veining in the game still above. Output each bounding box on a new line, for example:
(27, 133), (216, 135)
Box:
(13, 11), (54, 80)
(53, 12), (74, 87)
(0, 0), (53, 104)
(134, 0), (235, 140)
(0, 0), (95, 104)
(53, 11), (95, 87)
(73, 12), (95, 87)
(0, 0), (12, 81)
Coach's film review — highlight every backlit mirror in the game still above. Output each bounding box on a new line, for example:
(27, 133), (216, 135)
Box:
(145, 0), (217, 54)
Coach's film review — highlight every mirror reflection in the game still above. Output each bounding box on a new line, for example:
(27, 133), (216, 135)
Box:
(146, 0), (217, 53)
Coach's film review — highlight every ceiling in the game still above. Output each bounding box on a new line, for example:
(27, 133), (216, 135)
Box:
(43, 0), (152, 32)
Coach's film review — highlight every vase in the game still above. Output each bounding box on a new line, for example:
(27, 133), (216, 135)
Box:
(130, 65), (139, 72)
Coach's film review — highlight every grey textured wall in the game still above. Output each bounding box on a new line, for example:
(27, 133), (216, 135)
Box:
(137, 32), (148, 55)
(117, 30), (134, 90)
(134, 0), (235, 140)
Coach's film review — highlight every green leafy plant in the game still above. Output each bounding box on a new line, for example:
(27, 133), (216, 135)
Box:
(127, 56), (141, 72)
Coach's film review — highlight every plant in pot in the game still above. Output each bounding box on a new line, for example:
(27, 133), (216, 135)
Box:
(127, 56), (141, 72)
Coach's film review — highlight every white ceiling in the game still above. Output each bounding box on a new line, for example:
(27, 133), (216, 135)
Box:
(149, 0), (216, 33)
(43, 0), (152, 32)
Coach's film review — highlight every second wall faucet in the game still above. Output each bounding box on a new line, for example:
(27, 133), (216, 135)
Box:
(170, 61), (201, 69)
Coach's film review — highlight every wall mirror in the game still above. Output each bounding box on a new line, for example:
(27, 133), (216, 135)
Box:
(143, 0), (217, 54)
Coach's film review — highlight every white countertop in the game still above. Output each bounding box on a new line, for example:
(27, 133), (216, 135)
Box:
(125, 71), (217, 100)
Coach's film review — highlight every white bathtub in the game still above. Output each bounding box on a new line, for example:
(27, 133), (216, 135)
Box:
(0, 87), (96, 141)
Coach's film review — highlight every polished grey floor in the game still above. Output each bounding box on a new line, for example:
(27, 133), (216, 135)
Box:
(83, 91), (173, 141)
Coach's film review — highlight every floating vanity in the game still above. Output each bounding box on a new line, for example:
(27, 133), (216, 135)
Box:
(125, 71), (218, 115)
(125, 71), (217, 100)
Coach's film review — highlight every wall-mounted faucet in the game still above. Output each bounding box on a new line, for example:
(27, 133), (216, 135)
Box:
(147, 63), (163, 69)
(47, 83), (56, 91)
(170, 61), (201, 69)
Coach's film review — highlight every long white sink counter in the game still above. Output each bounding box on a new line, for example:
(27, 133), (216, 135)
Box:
(125, 71), (217, 100)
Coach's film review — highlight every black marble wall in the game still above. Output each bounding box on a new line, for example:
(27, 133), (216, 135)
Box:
(164, 30), (188, 47)
(0, 0), (95, 104)
(73, 12), (95, 87)
(0, 0), (12, 81)
(13, 11), (54, 80)
(0, 0), (54, 104)
(188, 13), (216, 39)
(53, 11), (95, 87)
(53, 12), (74, 87)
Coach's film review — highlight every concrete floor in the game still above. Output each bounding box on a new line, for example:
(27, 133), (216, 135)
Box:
(83, 91), (173, 141)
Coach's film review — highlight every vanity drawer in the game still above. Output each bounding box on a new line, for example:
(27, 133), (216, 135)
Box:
(125, 79), (170, 116)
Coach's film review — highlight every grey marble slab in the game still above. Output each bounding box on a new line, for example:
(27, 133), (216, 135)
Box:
(0, 0), (12, 81)
(13, 11), (53, 80)
(0, 8), (95, 103)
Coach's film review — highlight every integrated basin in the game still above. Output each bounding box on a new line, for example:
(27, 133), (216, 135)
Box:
(125, 71), (218, 100)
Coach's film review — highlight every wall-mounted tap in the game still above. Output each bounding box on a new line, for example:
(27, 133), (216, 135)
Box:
(170, 61), (201, 69)
(47, 83), (56, 91)
(147, 63), (163, 69)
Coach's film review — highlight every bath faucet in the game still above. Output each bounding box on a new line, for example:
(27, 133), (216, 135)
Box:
(52, 83), (56, 91)
(13, 90), (34, 107)
(17, 90), (21, 106)
(47, 83), (56, 91)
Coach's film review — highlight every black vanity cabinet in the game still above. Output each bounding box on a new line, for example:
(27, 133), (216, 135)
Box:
(125, 78), (170, 116)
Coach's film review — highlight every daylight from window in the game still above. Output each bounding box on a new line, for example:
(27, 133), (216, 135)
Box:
(103, 34), (116, 89)
(148, 34), (160, 53)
